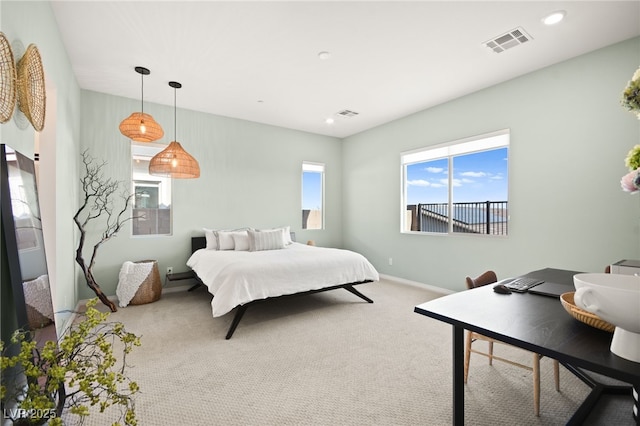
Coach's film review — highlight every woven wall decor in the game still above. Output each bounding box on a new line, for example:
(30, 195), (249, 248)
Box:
(16, 43), (46, 131)
(0, 32), (17, 123)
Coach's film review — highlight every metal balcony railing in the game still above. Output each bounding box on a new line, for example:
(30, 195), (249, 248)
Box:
(407, 201), (508, 235)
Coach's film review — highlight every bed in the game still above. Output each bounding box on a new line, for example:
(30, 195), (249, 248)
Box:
(186, 232), (379, 339)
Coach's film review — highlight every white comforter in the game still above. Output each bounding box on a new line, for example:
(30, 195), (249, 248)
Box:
(186, 243), (379, 317)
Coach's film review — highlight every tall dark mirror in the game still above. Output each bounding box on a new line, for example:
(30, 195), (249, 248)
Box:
(1, 143), (56, 344)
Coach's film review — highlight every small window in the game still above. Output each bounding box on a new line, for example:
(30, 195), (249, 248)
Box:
(302, 162), (324, 230)
(402, 130), (509, 235)
(131, 143), (172, 236)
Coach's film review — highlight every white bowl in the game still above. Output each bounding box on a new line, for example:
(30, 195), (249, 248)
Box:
(574, 273), (640, 363)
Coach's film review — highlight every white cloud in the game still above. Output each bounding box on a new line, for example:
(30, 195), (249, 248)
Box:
(425, 167), (445, 174)
(460, 171), (486, 178)
(407, 179), (431, 187)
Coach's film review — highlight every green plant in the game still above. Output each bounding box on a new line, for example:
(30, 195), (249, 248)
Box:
(621, 66), (640, 116)
(1, 299), (141, 425)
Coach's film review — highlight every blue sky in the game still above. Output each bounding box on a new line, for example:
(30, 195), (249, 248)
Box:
(406, 147), (508, 204)
(302, 171), (322, 210)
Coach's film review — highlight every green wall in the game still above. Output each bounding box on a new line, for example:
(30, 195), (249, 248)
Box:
(342, 37), (640, 291)
(77, 91), (343, 299)
(2, 2), (344, 304)
(1, 1), (81, 334)
(2, 1), (640, 310)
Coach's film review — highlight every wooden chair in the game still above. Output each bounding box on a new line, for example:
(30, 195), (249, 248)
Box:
(464, 270), (560, 416)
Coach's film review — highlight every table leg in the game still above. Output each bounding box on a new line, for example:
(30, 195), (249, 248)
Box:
(633, 383), (638, 425)
(453, 325), (464, 426)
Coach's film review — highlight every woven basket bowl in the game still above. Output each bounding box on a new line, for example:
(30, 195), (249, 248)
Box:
(16, 44), (45, 131)
(0, 32), (17, 123)
(560, 292), (615, 333)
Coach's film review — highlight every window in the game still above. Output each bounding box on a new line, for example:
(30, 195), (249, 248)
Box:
(302, 162), (324, 230)
(402, 129), (509, 235)
(131, 143), (172, 236)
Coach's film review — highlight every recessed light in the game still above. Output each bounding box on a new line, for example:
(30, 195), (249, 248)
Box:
(325, 118), (335, 125)
(318, 51), (331, 60)
(542, 10), (566, 26)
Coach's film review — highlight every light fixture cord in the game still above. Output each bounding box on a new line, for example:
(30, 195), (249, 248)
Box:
(173, 86), (177, 142)
(140, 71), (144, 114)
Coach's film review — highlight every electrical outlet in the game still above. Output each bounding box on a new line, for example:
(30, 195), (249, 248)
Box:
(167, 266), (173, 275)
(388, 257), (393, 266)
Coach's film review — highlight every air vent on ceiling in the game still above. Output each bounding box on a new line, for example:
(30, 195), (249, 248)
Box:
(484, 27), (532, 53)
(337, 109), (359, 118)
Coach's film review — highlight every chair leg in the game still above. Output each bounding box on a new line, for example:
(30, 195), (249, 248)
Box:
(553, 360), (560, 391)
(464, 331), (473, 384)
(488, 340), (494, 365)
(533, 353), (541, 416)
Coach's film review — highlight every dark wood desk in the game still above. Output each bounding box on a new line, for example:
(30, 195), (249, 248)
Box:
(414, 268), (640, 425)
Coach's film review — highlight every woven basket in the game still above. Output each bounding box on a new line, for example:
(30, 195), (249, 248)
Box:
(0, 32), (16, 123)
(560, 292), (615, 333)
(129, 260), (162, 305)
(16, 43), (45, 131)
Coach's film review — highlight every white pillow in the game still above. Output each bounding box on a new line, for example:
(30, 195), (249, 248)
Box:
(216, 231), (236, 250)
(248, 229), (285, 251)
(260, 226), (292, 245)
(216, 230), (249, 250)
(203, 228), (218, 250)
(232, 231), (250, 251)
(281, 225), (293, 245)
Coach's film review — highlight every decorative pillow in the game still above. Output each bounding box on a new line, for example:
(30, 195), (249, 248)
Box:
(232, 231), (250, 251)
(203, 228), (218, 250)
(215, 231), (236, 250)
(280, 225), (293, 245)
(260, 226), (292, 245)
(248, 229), (285, 251)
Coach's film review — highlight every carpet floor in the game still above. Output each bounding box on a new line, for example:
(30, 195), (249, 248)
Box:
(62, 279), (635, 425)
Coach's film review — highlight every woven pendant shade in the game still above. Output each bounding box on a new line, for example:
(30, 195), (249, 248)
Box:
(149, 81), (200, 179)
(119, 112), (164, 142)
(149, 141), (200, 178)
(119, 66), (163, 142)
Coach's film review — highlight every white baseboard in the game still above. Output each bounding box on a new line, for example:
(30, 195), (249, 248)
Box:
(379, 273), (455, 295)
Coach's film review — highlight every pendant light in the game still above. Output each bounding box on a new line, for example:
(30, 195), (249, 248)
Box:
(149, 81), (200, 179)
(119, 66), (164, 142)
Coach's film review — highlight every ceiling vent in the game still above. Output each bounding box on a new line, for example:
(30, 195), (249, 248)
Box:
(484, 27), (532, 53)
(336, 109), (359, 118)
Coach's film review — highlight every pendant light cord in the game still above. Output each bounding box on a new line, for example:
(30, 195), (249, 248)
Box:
(168, 81), (182, 141)
(140, 71), (144, 114)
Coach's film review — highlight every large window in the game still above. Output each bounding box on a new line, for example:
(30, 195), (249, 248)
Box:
(131, 143), (172, 236)
(302, 162), (324, 230)
(402, 130), (509, 235)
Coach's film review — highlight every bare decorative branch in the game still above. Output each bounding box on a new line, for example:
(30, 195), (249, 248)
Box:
(73, 150), (137, 312)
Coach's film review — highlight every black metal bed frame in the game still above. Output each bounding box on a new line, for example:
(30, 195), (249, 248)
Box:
(189, 236), (374, 339)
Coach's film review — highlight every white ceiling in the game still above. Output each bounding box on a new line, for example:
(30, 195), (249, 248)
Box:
(50, 1), (640, 138)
